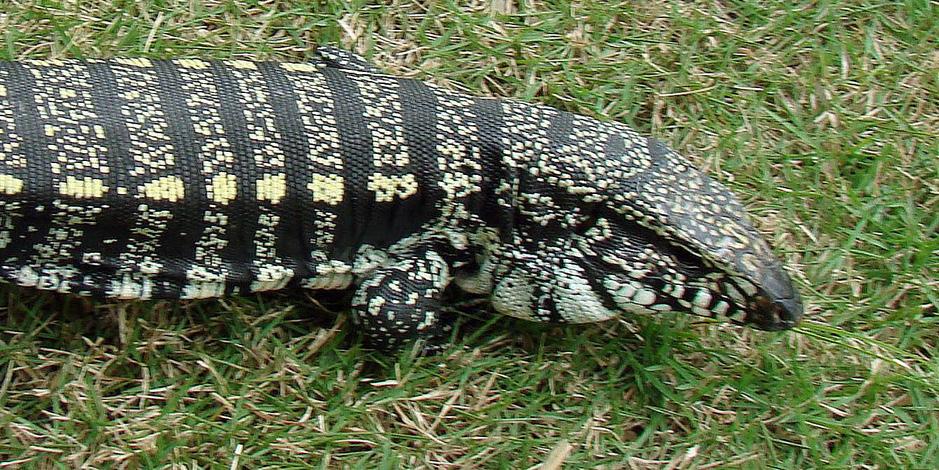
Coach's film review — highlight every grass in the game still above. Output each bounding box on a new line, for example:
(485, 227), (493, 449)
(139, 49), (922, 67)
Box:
(0, 0), (936, 467)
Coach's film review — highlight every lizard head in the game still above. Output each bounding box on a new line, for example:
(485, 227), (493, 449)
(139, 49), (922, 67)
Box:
(485, 115), (803, 331)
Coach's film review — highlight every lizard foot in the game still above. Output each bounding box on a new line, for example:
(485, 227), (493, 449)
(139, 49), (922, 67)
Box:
(351, 246), (452, 352)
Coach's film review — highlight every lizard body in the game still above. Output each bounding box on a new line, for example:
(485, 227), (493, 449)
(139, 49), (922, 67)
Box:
(0, 48), (802, 349)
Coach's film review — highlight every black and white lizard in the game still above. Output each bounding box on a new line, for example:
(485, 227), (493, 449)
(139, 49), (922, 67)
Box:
(0, 47), (802, 350)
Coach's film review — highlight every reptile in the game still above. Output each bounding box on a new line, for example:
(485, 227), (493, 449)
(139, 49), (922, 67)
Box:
(0, 47), (802, 350)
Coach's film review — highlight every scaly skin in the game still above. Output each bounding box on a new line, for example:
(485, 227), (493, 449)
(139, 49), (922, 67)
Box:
(0, 47), (802, 350)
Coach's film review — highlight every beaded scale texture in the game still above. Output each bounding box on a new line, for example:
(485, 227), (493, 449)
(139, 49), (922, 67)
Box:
(0, 47), (802, 350)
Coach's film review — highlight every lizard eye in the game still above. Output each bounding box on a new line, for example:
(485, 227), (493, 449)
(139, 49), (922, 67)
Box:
(576, 212), (598, 231)
(571, 206), (604, 238)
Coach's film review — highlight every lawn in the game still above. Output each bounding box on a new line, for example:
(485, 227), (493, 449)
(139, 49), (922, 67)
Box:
(0, 1), (935, 468)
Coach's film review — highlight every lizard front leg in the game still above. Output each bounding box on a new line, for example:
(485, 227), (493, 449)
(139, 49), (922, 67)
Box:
(351, 245), (453, 352)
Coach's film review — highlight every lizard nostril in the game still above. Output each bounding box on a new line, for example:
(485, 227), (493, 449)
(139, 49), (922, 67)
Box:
(748, 294), (803, 330)
(775, 295), (803, 326)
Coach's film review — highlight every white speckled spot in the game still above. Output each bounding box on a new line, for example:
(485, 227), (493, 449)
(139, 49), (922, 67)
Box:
(712, 301), (730, 316)
(693, 290), (713, 308)
(633, 288), (656, 306)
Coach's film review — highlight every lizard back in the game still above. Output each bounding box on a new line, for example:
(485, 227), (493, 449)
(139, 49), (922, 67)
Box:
(0, 58), (485, 299)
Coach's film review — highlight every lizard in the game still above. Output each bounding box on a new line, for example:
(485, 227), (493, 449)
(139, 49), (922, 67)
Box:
(0, 47), (803, 351)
